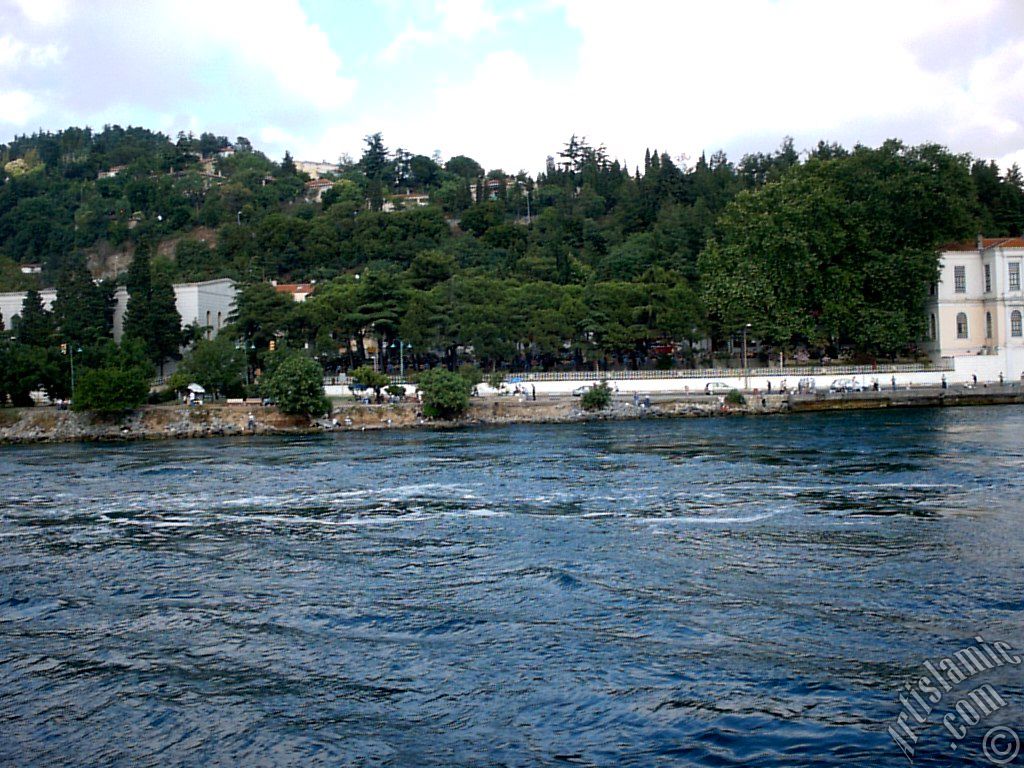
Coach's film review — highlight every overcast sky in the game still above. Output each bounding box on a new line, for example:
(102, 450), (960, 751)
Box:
(2, 0), (1024, 175)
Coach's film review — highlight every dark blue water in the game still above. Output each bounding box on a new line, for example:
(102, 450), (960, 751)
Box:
(1, 407), (1022, 767)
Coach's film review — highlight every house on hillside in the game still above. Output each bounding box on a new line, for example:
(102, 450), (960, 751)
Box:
(304, 178), (334, 202)
(296, 160), (340, 179)
(382, 193), (431, 212)
(97, 165), (127, 179)
(272, 281), (316, 303)
(924, 236), (1024, 380)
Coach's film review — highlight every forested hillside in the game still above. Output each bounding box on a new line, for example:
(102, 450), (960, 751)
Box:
(3, 126), (1024, 377)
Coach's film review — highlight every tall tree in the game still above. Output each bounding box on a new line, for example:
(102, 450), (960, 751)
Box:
(52, 255), (114, 349)
(123, 248), (183, 374)
(16, 289), (54, 348)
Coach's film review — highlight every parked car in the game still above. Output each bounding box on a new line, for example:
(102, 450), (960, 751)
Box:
(705, 381), (733, 394)
(829, 377), (864, 393)
(572, 382), (619, 396)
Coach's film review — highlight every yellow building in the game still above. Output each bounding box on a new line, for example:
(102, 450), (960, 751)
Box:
(925, 237), (1024, 380)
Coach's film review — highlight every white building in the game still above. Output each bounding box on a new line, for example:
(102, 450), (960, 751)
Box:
(296, 160), (340, 179)
(925, 237), (1024, 380)
(0, 278), (236, 342)
(0, 289), (56, 330)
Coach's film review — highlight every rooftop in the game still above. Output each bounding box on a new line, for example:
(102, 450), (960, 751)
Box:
(943, 236), (1024, 252)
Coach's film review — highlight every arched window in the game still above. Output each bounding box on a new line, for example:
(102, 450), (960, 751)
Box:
(956, 312), (969, 339)
(985, 312), (993, 339)
(1012, 310), (1023, 338)
(929, 313), (936, 340)
(217, 311), (222, 330)
(206, 310), (212, 339)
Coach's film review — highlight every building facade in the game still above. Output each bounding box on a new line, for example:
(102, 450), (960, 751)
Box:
(0, 278), (236, 342)
(924, 237), (1024, 379)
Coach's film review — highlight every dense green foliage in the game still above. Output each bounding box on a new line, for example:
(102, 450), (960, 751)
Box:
(725, 390), (746, 406)
(72, 366), (151, 414)
(123, 247), (183, 372)
(700, 142), (976, 355)
(69, 340), (154, 413)
(416, 368), (473, 419)
(4, 126), (1024, 402)
(580, 381), (613, 411)
(349, 365), (389, 400)
(260, 353), (329, 416)
(167, 335), (246, 397)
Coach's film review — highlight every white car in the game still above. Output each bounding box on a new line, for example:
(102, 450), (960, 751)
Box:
(704, 381), (732, 394)
(829, 377), (864, 393)
(572, 382), (618, 396)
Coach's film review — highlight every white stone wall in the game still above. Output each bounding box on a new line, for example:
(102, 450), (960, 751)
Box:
(0, 289), (56, 331)
(2, 280), (235, 343)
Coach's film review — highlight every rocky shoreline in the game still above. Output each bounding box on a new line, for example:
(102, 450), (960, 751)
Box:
(1, 387), (1022, 445)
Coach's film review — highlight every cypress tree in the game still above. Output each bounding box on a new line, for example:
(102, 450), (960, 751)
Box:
(16, 289), (54, 348)
(52, 255), (113, 348)
(124, 249), (182, 375)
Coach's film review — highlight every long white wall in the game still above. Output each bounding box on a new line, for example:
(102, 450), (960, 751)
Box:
(1, 279), (235, 342)
(325, 364), (1018, 401)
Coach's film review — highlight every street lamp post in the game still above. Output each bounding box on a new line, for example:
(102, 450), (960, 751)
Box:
(742, 323), (752, 391)
(391, 339), (411, 381)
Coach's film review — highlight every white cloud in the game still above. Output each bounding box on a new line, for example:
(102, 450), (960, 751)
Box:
(0, 35), (61, 68)
(11, 0), (68, 25)
(379, 23), (436, 64)
(369, 50), (562, 172)
(379, 0), (499, 61)
(359, 0), (1024, 173)
(174, 0), (357, 112)
(437, 0), (499, 39)
(527, 0), (1024, 166)
(0, 90), (43, 123)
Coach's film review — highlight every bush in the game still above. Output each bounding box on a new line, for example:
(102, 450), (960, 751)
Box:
(175, 336), (246, 397)
(147, 387), (178, 404)
(580, 381), (613, 411)
(73, 366), (151, 414)
(261, 354), (329, 416)
(385, 384), (406, 398)
(486, 371), (505, 391)
(349, 365), (390, 400)
(416, 368), (473, 419)
(458, 363), (483, 387)
(725, 389), (746, 405)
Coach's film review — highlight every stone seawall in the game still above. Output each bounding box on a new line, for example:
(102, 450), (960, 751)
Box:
(0, 388), (1021, 445)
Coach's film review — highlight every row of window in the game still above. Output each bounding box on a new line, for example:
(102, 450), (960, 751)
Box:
(954, 262), (1022, 293)
(942, 310), (1024, 339)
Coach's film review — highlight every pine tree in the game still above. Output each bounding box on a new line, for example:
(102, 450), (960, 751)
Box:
(123, 249), (182, 374)
(52, 255), (113, 348)
(280, 150), (297, 176)
(16, 289), (54, 348)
